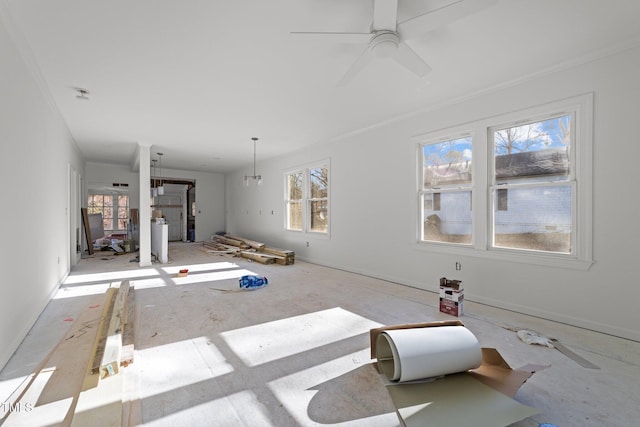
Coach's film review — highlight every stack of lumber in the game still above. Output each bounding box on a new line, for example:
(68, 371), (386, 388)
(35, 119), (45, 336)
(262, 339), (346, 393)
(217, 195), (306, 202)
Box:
(1, 282), (136, 427)
(201, 239), (242, 255)
(204, 234), (295, 265)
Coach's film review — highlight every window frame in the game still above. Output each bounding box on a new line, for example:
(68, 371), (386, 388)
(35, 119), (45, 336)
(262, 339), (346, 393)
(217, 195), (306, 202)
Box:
(284, 159), (330, 236)
(414, 94), (593, 270)
(418, 132), (474, 246)
(88, 192), (130, 232)
(488, 111), (576, 255)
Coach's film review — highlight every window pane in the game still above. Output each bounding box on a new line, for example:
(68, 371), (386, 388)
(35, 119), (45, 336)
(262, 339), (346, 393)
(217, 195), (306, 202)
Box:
(288, 173), (303, 200)
(103, 207), (113, 219)
(103, 195), (113, 206)
(118, 206), (128, 218)
(310, 167), (328, 199)
(118, 195), (129, 206)
(422, 191), (472, 244)
(494, 115), (570, 183)
(423, 137), (472, 189)
(310, 200), (328, 232)
(103, 218), (113, 230)
(493, 185), (572, 253)
(287, 201), (303, 231)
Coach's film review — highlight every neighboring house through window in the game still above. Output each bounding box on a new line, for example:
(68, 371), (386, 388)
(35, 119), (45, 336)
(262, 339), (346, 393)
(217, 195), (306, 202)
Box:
(416, 94), (593, 269)
(420, 136), (473, 244)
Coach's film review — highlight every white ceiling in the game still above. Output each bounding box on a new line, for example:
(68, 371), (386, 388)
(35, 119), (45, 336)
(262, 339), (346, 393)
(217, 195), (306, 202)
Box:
(3, 0), (640, 173)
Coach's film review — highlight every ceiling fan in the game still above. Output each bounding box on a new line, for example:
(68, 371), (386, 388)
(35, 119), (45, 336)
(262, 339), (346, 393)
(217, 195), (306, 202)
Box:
(291, 0), (497, 85)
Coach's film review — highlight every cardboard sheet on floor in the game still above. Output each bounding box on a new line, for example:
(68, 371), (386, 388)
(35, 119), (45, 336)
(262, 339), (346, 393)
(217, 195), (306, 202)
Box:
(371, 322), (541, 427)
(385, 372), (537, 427)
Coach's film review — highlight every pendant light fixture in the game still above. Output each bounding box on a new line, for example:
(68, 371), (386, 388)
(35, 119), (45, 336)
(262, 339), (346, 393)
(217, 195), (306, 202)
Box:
(157, 152), (165, 195)
(243, 137), (263, 187)
(151, 159), (158, 197)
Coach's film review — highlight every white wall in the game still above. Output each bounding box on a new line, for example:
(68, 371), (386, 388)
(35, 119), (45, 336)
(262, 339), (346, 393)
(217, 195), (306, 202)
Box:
(0, 17), (84, 369)
(227, 46), (640, 342)
(85, 163), (225, 242)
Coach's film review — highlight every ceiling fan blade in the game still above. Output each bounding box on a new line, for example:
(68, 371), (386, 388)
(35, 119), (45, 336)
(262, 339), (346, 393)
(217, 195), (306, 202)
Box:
(394, 42), (432, 78)
(372, 0), (398, 31)
(337, 47), (373, 86)
(290, 31), (371, 44)
(398, 0), (498, 40)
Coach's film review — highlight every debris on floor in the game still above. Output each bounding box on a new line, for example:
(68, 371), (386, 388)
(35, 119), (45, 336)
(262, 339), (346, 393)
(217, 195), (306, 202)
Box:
(517, 329), (555, 348)
(239, 275), (269, 290)
(1, 282), (136, 426)
(515, 329), (600, 369)
(202, 234), (295, 265)
(370, 321), (546, 427)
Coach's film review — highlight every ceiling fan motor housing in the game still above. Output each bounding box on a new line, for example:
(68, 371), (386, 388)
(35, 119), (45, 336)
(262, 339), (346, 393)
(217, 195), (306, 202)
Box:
(369, 31), (399, 58)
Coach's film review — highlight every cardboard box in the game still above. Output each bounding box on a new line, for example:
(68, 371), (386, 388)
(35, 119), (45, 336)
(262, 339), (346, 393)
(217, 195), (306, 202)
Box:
(440, 290), (463, 302)
(439, 298), (463, 316)
(370, 322), (546, 427)
(440, 277), (463, 316)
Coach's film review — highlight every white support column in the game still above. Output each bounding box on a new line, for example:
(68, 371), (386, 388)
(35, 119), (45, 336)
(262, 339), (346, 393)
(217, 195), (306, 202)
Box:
(138, 143), (152, 266)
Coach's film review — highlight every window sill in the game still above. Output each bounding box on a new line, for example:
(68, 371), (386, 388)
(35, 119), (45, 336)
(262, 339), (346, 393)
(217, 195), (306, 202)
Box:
(413, 241), (593, 271)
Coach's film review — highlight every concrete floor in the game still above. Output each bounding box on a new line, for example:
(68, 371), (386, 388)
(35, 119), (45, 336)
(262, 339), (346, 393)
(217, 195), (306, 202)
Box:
(1, 242), (639, 426)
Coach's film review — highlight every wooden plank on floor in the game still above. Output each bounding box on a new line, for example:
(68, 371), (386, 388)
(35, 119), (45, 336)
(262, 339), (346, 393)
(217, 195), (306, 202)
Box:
(240, 251), (276, 264)
(1, 293), (108, 426)
(100, 281), (130, 379)
(121, 285), (136, 367)
(225, 234), (266, 249)
(90, 288), (117, 377)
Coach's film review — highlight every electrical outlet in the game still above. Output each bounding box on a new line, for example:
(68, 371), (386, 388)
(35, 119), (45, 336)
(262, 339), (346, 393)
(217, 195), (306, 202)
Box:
(455, 261), (462, 271)
(306, 241), (310, 247)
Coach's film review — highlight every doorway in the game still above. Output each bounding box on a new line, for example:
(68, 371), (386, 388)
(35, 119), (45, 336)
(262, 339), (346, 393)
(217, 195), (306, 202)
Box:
(151, 179), (196, 242)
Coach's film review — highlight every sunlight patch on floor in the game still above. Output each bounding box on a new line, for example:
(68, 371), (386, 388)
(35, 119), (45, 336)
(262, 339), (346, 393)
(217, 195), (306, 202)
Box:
(220, 307), (383, 367)
(63, 268), (157, 285)
(160, 262), (242, 274)
(54, 282), (114, 299)
(1, 368), (73, 427)
(136, 336), (234, 399)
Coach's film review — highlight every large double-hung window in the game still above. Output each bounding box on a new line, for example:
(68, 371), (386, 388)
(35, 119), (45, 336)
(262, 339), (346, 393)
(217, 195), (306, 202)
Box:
(417, 94), (592, 268)
(490, 114), (574, 253)
(420, 136), (473, 244)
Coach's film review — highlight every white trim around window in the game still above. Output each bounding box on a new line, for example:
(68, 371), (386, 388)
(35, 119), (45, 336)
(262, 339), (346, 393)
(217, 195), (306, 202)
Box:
(413, 93), (593, 270)
(284, 158), (331, 236)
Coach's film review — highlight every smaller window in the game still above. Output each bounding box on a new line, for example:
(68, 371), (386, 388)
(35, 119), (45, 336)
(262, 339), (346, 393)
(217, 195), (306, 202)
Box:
(88, 193), (129, 232)
(285, 171), (303, 231)
(497, 188), (508, 211)
(285, 161), (330, 234)
(433, 193), (441, 211)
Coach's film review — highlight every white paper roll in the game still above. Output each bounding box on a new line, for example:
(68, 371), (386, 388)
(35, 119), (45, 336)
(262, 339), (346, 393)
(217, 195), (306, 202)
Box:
(376, 326), (482, 382)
